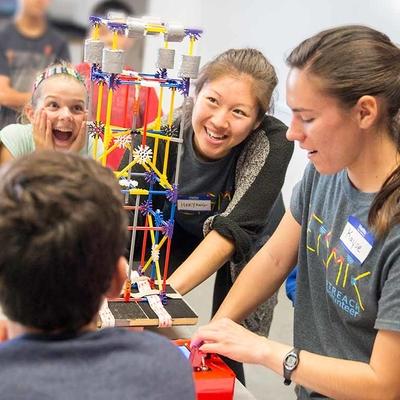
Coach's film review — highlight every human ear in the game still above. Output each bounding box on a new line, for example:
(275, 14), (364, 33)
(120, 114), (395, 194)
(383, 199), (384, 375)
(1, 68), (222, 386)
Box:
(106, 256), (128, 298)
(252, 117), (262, 131)
(24, 104), (35, 123)
(355, 95), (379, 129)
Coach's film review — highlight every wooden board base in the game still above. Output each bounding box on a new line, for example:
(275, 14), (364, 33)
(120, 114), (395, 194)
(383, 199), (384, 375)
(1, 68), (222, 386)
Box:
(101, 284), (198, 327)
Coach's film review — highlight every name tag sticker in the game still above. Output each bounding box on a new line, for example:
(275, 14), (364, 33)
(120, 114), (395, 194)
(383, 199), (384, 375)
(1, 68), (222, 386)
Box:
(340, 216), (374, 264)
(177, 197), (211, 211)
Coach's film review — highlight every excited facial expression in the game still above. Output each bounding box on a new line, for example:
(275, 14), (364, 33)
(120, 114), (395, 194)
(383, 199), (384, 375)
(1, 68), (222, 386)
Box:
(32, 76), (87, 151)
(286, 68), (363, 175)
(191, 74), (260, 160)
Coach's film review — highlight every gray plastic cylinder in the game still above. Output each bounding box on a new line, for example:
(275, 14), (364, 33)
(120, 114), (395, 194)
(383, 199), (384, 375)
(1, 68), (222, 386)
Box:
(84, 39), (104, 65)
(102, 48), (124, 74)
(164, 23), (185, 42)
(107, 11), (127, 22)
(157, 48), (175, 70)
(127, 17), (145, 37)
(179, 55), (201, 79)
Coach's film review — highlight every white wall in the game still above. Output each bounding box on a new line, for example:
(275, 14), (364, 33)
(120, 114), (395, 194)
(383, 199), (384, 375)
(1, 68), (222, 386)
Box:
(142, 0), (400, 204)
(48, 0), (149, 28)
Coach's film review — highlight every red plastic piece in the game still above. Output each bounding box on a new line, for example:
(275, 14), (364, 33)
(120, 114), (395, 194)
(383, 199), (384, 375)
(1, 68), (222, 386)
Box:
(189, 345), (203, 369)
(174, 339), (235, 400)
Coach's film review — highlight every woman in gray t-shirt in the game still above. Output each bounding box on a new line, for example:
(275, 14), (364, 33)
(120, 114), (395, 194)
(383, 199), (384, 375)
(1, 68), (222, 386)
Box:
(192, 25), (400, 400)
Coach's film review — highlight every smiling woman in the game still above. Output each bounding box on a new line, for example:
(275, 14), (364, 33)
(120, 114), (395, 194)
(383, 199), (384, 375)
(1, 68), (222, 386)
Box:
(191, 74), (261, 160)
(156, 48), (294, 383)
(0, 63), (103, 163)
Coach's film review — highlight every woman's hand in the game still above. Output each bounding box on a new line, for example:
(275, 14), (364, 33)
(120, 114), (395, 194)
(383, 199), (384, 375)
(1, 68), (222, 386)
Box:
(33, 108), (54, 151)
(191, 317), (269, 365)
(69, 111), (88, 153)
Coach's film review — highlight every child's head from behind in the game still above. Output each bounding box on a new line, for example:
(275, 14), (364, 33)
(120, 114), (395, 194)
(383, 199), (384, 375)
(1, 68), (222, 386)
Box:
(0, 152), (128, 332)
(26, 64), (88, 152)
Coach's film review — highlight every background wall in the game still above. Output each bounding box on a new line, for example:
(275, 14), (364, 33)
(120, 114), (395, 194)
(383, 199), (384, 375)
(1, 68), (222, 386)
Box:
(141, 0), (400, 205)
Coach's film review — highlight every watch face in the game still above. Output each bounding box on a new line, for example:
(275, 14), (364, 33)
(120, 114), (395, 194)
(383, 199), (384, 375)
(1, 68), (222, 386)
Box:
(285, 354), (298, 370)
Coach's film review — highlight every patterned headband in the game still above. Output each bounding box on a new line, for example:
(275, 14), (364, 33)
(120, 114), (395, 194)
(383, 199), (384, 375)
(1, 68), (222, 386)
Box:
(33, 64), (86, 91)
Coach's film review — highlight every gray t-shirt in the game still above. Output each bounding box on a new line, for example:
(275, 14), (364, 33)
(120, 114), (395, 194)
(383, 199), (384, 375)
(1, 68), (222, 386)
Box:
(0, 328), (195, 400)
(291, 163), (400, 399)
(175, 128), (239, 238)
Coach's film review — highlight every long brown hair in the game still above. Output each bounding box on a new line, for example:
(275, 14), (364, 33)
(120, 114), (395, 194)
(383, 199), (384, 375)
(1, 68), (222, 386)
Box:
(286, 25), (400, 238)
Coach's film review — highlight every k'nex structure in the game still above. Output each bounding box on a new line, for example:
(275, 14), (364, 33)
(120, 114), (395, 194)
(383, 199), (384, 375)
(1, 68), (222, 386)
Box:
(84, 13), (202, 328)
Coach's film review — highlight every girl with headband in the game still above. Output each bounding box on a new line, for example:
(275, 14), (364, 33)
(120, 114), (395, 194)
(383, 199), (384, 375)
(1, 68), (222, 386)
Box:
(0, 63), (103, 163)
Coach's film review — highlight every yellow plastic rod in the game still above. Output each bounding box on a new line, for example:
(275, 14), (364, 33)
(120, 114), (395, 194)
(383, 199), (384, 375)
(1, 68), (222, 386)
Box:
(155, 86), (164, 131)
(96, 82), (104, 123)
(167, 88), (176, 127)
(188, 36), (195, 56)
(93, 24), (100, 40)
(112, 30), (118, 50)
(101, 88), (114, 166)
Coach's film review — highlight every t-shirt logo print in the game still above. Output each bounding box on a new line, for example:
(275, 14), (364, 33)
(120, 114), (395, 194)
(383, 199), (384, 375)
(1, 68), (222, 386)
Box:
(306, 212), (371, 318)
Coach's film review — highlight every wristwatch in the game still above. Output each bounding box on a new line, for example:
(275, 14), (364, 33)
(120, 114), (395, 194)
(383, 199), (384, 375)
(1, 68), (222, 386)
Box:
(283, 348), (300, 385)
